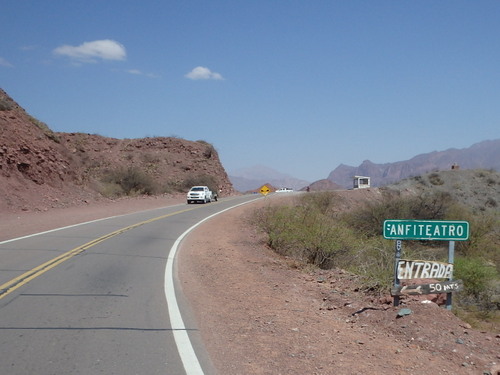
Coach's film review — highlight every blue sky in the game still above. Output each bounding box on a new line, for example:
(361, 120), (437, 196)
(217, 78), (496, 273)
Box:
(1, 1), (499, 182)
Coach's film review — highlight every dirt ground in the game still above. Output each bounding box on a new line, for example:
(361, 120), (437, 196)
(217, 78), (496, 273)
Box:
(1, 195), (499, 375)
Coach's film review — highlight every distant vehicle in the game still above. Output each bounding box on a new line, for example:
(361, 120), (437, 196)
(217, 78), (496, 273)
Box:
(187, 186), (213, 204)
(275, 187), (294, 193)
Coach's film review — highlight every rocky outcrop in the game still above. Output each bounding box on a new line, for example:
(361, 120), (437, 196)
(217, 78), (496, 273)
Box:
(306, 179), (344, 191)
(0, 89), (234, 212)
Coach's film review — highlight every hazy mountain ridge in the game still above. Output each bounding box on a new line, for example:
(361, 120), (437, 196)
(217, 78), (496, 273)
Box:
(229, 165), (310, 192)
(327, 140), (500, 188)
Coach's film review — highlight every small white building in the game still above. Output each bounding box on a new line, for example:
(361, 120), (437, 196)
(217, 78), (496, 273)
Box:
(353, 176), (370, 189)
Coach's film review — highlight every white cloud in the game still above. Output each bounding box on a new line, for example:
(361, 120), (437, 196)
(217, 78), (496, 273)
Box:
(126, 69), (142, 75)
(124, 69), (160, 78)
(0, 57), (13, 67)
(19, 45), (37, 51)
(53, 39), (126, 63)
(185, 66), (224, 80)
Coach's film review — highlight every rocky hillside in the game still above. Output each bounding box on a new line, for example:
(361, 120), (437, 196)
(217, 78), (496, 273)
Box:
(383, 168), (500, 215)
(328, 139), (500, 188)
(0, 89), (234, 212)
(306, 178), (344, 191)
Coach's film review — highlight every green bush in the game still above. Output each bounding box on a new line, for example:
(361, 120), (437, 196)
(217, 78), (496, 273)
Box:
(349, 237), (396, 292)
(428, 172), (444, 186)
(297, 191), (344, 216)
(101, 167), (157, 196)
(252, 188), (500, 302)
(0, 98), (13, 111)
(255, 204), (350, 268)
(97, 181), (125, 198)
(341, 191), (455, 238)
(28, 115), (60, 143)
(196, 140), (217, 159)
(447, 205), (500, 269)
(455, 256), (498, 311)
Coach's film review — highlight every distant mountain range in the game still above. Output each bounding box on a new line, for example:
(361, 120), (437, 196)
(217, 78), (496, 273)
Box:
(230, 139), (500, 192)
(229, 165), (310, 192)
(328, 139), (500, 188)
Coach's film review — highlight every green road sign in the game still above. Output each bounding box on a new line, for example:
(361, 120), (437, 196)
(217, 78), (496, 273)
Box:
(383, 220), (469, 241)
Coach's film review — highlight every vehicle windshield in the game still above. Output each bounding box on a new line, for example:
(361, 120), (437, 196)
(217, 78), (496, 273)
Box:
(191, 187), (204, 191)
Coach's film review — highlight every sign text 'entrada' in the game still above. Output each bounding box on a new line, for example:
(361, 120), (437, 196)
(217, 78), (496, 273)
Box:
(397, 260), (453, 280)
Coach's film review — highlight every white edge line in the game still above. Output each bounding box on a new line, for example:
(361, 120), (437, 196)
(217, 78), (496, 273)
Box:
(0, 204), (186, 245)
(0, 216), (121, 245)
(164, 198), (261, 375)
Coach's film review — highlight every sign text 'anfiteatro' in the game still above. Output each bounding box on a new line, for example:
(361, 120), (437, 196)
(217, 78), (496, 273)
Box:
(383, 220), (469, 241)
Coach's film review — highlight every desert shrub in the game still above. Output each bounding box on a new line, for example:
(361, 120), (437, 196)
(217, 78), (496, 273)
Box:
(476, 170), (488, 178)
(455, 256), (498, 312)
(297, 191), (344, 216)
(412, 175), (426, 185)
(28, 115), (60, 143)
(486, 177), (497, 186)
(254, 200), (430, 293)
(348, 237), (397, 292)
(428, 172), (444, 185)
(254, 204), (355, 269)
(254, 205), (300, 255)
(196, 140), (216, 159)
(0, 98), (13, 111)
(203, 145), (215, 159)
(141, 152), (161, 164)
(97, 181), (125, 198)
(461, 213), (498, 258)
(447, 205), (500, 267)
(101, 167), (157, 196)
(252, 186), (500, 301)
(255, 194), (399, 290)
(340, 191), (455, 238)
(347, 235), (446, 293)
(486, 197), (497, 208)
(159, 180), (178, 194)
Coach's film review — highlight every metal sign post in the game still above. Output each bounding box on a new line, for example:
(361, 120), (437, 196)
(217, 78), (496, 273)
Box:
(446, 241), (455, 310)
(393, 240), (402, 307)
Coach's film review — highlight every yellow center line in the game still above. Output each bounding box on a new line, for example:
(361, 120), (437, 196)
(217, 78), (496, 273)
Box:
(0, 206), (198, 300)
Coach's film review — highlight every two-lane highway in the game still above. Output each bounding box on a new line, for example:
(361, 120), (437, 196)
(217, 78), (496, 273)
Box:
(0, 194), (262, 375)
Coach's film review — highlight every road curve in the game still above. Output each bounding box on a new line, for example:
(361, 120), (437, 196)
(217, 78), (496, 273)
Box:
(0, 194), (262, 375)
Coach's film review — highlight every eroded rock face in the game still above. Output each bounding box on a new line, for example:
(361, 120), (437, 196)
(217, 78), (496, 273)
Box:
(0, 90), (76, 187)
(0, 89), (234, 212)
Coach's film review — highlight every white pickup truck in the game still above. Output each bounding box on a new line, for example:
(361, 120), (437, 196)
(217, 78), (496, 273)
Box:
(186, 186), (215, 204)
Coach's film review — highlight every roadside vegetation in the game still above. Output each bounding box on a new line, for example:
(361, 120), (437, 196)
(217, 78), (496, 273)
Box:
(252, 170), (500, 330)
(98, 167), (158, 197)
(97, 166), (220, 199)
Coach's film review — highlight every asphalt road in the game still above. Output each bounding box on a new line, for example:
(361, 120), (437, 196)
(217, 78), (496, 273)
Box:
(0, 194), (262, 375)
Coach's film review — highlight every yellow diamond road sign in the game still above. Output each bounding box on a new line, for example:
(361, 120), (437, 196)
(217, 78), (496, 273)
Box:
(260, 185), (270, 196)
